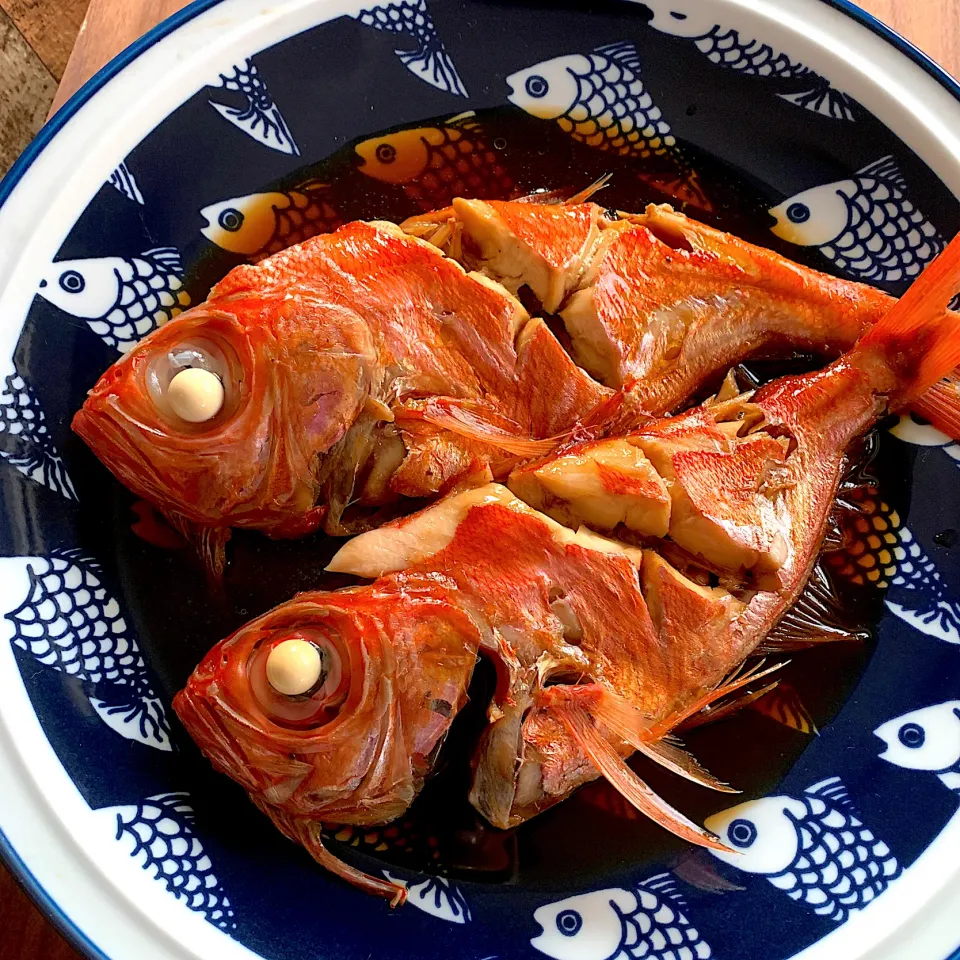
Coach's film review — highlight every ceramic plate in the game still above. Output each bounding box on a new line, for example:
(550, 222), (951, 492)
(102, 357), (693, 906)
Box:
(1, 1), (960, 958)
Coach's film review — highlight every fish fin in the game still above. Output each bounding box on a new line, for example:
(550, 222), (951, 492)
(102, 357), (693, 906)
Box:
(445, 110), (478, 125)
(394, 39), (468, 97)
(397, 398), (565, 457)
(747, 682), (818, 735)
(911, 373), (960, 441)
(513, 173), (613, 206)
(805, 775), (858, 813)
(208, 100), (300, 156)
(141, 247), (183, 270)
(555, 701), (731, 852)
(89, 695), (172, 751)
(677, 681), (780, 731)
(165, 514), (230, 578)
(857, 230), (960, 404)
(595, 41), (643, 77)
(639, 871), (688, 906)
(759, 564), (869, 652)
(777, 84), (859, 122)
(286, 817), (408, 906)
(669, 851), (746, 894)
(856, 155), (907, 191)
(650, 660), (786, 737)
(580, 687), (738, 792)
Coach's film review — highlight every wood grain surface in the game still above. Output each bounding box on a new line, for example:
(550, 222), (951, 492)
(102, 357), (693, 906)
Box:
(0, 1), (957, 959)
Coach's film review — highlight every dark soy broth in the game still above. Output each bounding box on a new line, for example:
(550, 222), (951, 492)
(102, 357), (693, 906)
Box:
(111, 106), (896, 890)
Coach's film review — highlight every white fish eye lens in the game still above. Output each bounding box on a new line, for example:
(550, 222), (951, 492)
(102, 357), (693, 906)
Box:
(146, 337), (234, 426)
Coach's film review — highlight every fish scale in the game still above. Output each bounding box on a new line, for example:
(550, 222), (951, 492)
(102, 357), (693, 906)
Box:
(0, 368), (76, 499)
(95, 793), (235, 930)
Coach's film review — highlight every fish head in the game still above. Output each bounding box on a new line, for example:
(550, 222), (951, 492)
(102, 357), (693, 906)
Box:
(704, 795), (806, 874)
(72, 298), (376, 534)
(641, 1), (716, 37)
(37, 257), (129, 318)
(889, 412), (953, 447)
(505, 57), (587, 120)
(875, 701), (960, 772)
(530, 887), (637, 960)
(769, 183), (850, 247)
(354, 128), (443, 184)
(173, 580), (482, 823)
(200, 193), (289, 255)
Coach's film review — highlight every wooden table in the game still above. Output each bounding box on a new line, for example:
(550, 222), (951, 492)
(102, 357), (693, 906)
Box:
(0, 0), (958, 956)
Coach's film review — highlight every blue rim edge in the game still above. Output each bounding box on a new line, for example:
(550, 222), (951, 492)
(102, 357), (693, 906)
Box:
(0, 1), (959, 959)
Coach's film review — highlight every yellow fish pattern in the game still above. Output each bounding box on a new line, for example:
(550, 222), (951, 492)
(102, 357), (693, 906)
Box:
(354, 113), (513, 210)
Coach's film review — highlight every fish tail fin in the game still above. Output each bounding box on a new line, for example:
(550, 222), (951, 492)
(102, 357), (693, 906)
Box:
(394, 36), (468, 97)
(777, 83), (859, 122)
(857, 231), (960, 406)
(554, 700), (731, 852)
(912, 372), (960, 440)
(557, 686), (737, 792)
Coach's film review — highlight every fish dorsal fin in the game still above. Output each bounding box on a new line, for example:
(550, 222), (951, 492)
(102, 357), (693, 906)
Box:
(806, 775), (858, 813)
(759, 564), (870, 653)
(856, 155), (907, 192)
(595, 41), (644, 76)
(298, 179), (332, 193)
(445, 110), (479, 129)
(639, 871), (687, 907)
(141, 246), (182, 269)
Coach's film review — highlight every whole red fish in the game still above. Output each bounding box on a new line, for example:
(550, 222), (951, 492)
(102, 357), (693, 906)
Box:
(74, 202), (960, 568)
(175, 232), (960, 902)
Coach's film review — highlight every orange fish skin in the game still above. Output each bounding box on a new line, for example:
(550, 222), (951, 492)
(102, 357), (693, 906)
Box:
(173, 576), (483, 829)
(73, 220), (608, 539)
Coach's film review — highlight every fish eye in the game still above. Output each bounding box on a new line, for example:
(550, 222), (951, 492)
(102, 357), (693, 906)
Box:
(218, 208), (245, 232)
(145, 336), (238, 427)
(729, 818), (758, 848)
(376, 143), (397, 164)
(670, 10), (688, 18)
(59, 270), (86, 294)
(786, 202), (811, 224)
(555, 909), (582, 936)
(249, 629), (350, 728)
(898, 722), (926, 748)
(525, 75), (549, 98)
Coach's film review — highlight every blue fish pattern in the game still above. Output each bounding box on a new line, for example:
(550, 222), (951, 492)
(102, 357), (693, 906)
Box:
(36, 247), (191, 352)
(108, 162), (145, 205)
(506, 42), (675, 161)
(94, 792), (234, 930)
(875, 700), (960, 793)
(0, 551), (171, 750)
(825, 482), (960, 646)
(382, 872), (472, 923)
(351, 0), (467, 97)
(199, 180), (341, 259)
(641, 2), (858, 120)
(706, 777), (901, 922)
(0, 364), (76, 499)
(768, 156), (944, 285)
(208, 59), (300, 156)
(530, 872), (711, 960)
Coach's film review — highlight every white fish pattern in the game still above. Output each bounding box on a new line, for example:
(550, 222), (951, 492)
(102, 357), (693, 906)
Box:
(506, 42), (675, 160)
(350, 0), (467, 97)
(0, 551), (171, 750)
(199, 180), (340, 258)
(769, 156), (944, 285)
(108, 162), (145, 205)
(92, 793), (234, 929)
(37, 247), (191, 352)
(641, 1), (858, 120)
(875, 700), (960, 793)
(208, 59), (300, 156)
(706, 777), (901, 922)
(382, 872), (471, 923)
(530, 872), (711, 960)
(0, 364), (76, 499)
